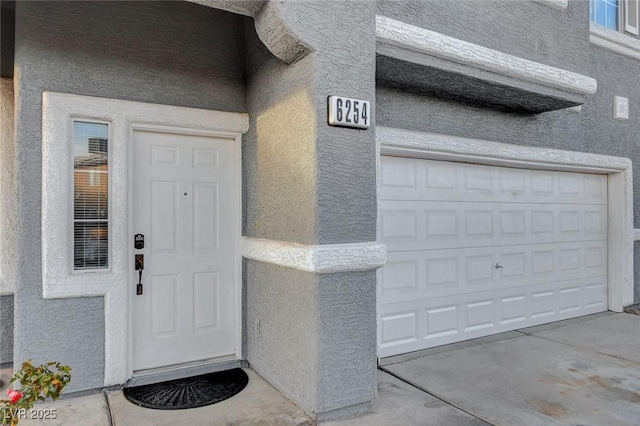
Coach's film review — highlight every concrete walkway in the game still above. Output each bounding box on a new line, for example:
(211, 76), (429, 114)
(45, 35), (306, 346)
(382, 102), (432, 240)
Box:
(7, 368), (482, 425)
(5, 312), (640, 425)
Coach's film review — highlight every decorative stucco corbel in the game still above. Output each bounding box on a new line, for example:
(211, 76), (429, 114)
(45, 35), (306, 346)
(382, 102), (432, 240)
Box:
(185, 0), (313, 65)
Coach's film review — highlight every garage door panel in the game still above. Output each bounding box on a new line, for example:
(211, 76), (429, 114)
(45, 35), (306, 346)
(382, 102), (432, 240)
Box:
(381, 241), (606, 305)
(379, 208), (421, 245)
(380, 201), (607, 252)
(380, 157), (607, 205)
(378, 156), (608, 357)
(379, 276), (608, 357)
(379, 309), (420, 350)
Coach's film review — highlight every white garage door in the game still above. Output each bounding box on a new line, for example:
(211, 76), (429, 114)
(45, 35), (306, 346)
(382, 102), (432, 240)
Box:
(378, 156), (608, 358)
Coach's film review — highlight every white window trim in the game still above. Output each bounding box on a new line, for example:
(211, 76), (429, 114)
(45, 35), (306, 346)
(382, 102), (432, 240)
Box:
(42, 92), (248, 386)
(590, 22), (640, 59)
(624, 0), (640, 35)
(376, 126), (634, 316)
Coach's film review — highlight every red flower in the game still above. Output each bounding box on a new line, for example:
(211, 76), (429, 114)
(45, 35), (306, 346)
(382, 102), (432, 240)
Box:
(6, 389), (23, 404)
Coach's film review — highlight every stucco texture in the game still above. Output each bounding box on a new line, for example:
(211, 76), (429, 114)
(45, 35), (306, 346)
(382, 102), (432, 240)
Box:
(377, 0), (591, 73)
(13, 1), (247, 392)
(243, 0), (378, 418)
(244, 1), (377, 245)
(245, 261), (377, 418)
(0, 295), (12, 364)
(1, 76), (16, 365)
(0, 77), (16, 298)
(375, 0), (640, 303)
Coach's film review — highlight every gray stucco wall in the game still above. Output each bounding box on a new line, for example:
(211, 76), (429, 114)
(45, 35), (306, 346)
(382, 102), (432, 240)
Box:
(13, 1), (246, 392)
(243, 0), (377, 418)
(375, 1), (640, 303)
(1, 76), (16, 364)
(245, 262), (318, 412)
(244, 1), (376, 245)
(245, 263), (377, 418)
(0, 295), (12, 364)
(377, 0), (590, 73)
(315, 271), (377, 415)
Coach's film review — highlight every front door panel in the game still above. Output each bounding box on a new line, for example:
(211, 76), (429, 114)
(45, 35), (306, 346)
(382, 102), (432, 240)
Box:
(133, 129), (235, 371)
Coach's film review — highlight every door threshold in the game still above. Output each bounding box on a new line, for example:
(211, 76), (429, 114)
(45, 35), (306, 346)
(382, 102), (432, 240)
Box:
(127, 356), (247, 387)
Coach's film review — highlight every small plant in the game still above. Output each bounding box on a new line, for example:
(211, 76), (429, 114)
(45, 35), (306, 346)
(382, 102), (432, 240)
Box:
(1, 360), (71, 426)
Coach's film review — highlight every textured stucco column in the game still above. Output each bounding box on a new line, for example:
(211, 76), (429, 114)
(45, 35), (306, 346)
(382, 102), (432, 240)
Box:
(244, 0), (377, 420)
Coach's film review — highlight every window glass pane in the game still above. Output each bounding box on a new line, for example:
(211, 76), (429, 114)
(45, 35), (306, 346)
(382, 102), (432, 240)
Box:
(606, 2), (618, 29)
(73, 121), (109, 270)
(74, 222), (108, 269)
(591, 0), (619, 29)
(597, 0), (607, 26)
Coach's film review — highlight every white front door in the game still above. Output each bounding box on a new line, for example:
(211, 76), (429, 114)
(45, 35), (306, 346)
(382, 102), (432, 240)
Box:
(132, 128), (237, 372)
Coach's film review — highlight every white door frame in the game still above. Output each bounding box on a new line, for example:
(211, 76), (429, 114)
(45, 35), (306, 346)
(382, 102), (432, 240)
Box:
(127, 123), (243, 377)
(41, 92), (248, 386)
(376, 126), (634, 354)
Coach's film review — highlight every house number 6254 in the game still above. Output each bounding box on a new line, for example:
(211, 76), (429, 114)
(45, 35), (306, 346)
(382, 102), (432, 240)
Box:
(328, 96), (371, 130)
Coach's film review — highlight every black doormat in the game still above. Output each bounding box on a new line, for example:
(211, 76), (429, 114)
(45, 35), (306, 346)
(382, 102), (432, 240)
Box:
(123, 369), (249, 410)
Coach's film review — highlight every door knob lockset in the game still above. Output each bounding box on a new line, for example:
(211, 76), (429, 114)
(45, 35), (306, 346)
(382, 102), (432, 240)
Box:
(495, 263), (504, 269)
(135, 254), (144, 295)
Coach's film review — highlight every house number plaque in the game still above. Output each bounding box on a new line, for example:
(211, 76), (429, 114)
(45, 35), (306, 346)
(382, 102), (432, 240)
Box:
(328, 96), (370, 129)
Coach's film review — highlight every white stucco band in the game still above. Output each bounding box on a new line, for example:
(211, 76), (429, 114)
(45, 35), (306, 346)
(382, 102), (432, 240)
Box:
(242, 238), (386, 274)
(377, 126), (634, 312)
(531, 0), (568, 11)
(376, 15), (597, 97)
(41, 92), (248, 386)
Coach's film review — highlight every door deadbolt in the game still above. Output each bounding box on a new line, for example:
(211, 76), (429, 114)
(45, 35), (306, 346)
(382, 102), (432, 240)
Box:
(134, 234), (144, 250)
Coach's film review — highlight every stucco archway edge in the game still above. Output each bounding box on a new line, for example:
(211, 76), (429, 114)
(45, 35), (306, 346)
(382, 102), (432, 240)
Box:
(185, 0), (313, 64)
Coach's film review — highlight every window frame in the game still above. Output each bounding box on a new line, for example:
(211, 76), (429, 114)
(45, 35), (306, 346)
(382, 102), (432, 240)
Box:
(590, 0), (640, 36)
(624, 0), (639, 35)
(590, 0), (621, 31)
(69, 118), (113, 274)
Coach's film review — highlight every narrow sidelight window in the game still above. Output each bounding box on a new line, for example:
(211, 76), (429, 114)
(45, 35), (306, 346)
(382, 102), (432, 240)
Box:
(73, 121), (109, 270)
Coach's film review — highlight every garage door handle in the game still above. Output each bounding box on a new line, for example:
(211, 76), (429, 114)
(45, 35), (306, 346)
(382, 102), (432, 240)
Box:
(495, 263), (503, 269)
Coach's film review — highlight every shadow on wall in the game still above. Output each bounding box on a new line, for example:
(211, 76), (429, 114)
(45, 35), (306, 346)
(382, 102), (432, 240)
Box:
(0, 295), (13, 364)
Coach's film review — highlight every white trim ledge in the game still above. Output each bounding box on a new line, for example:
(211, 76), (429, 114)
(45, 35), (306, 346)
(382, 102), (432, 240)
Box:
(590, 23), (640, 61)
(376, 15), (597, 97)
(242, 238), (386, 274)
(634, 229), (640, 241)
(531, 0), (568, 11)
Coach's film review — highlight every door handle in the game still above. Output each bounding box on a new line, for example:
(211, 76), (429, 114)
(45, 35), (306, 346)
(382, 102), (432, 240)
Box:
(135, 254), (144, 295)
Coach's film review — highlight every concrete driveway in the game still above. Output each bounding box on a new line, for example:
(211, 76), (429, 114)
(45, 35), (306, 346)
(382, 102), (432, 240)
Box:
(381, 312), (640, 425)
